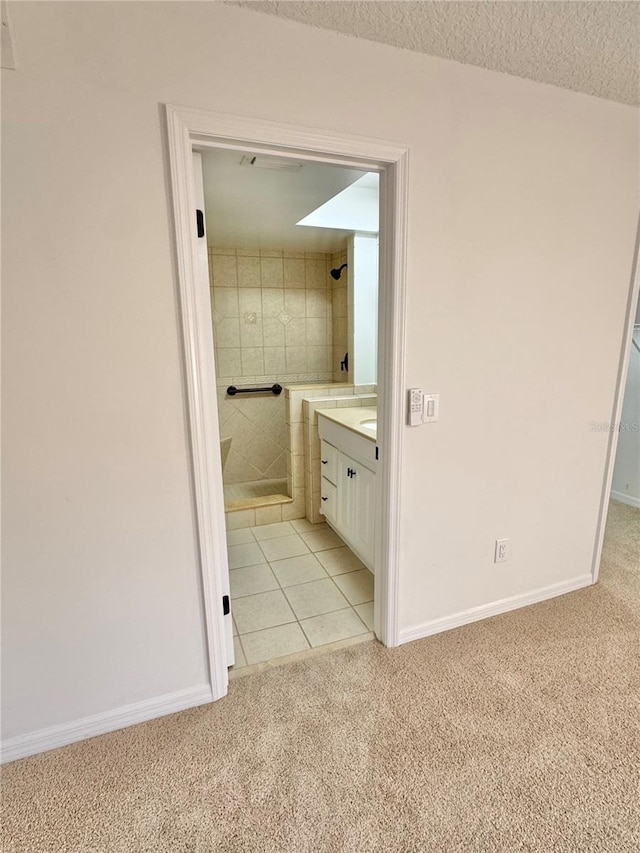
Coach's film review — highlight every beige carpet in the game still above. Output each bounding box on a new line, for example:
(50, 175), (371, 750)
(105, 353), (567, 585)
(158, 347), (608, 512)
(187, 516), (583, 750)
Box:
(3, 501), (639, 852)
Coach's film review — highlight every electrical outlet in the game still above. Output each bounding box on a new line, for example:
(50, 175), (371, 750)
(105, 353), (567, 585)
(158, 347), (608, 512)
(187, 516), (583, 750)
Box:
(495, 538), (510, 563)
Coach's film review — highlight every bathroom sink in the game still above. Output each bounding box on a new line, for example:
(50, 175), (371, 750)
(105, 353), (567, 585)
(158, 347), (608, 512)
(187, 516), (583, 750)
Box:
(317, 407), (378, 446)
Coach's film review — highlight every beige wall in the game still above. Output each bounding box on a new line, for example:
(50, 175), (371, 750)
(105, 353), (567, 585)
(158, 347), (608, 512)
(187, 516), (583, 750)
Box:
(2, 2), (638, 745)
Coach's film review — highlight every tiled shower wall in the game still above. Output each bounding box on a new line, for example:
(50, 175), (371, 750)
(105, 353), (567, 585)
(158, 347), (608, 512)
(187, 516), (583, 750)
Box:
(331, 248), (349, 383)
(217, 391), (288, 484)
(209, 247), (338, 382)
(210, 246), (345, 484)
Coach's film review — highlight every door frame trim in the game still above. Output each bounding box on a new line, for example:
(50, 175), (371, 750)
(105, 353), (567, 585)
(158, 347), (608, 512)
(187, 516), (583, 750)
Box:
(591, 213), (640, 582)
(166, 104), (409, 699)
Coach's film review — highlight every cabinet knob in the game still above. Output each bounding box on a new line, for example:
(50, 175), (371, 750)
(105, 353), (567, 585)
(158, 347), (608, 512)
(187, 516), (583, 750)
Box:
(321, 496), (328, 501)
(321, 459), (328, 464)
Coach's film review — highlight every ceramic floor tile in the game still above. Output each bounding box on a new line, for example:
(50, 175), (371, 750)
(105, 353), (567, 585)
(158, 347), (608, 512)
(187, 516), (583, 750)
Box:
(316, 546), (366, 576)
(284, 578), (349, 620)
(232, 617), (238, 636)
(226, 528), (255, 546)
(241, 623), (310, 665)
(227, 541), (265, 570)
(232, 636), (246, 668)
(332, 569), (374, 605)
(252, 521), (295, 541)
(300, 528), (345, 552)
(232, 589), (296, 634)
(269, 553), (327, 588)
(300, 608), (369, 648)
(290, 518), (328, 534)
(258, 534), (310, 563)
(230, 564), (279, 598)
(354, 601), (374, 631)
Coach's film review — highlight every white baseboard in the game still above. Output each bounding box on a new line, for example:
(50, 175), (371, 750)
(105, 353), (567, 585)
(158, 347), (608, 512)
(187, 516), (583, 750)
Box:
(1, 683), (213, 765)
(611, 490), (640, 509)
(399, 574), (593, 646)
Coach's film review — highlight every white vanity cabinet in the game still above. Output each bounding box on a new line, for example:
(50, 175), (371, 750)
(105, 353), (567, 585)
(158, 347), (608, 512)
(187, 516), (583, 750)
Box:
(335, 451), (376, 568)
(319, 439), (339, 527)
(318, 420), (376, 572)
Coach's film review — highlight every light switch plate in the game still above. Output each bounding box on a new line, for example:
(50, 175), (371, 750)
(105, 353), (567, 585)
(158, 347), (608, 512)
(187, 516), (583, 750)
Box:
(422, 394), (439, 423)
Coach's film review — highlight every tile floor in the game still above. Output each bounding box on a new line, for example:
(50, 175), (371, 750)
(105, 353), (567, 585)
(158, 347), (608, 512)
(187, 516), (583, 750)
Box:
(227, 519), (374, 668)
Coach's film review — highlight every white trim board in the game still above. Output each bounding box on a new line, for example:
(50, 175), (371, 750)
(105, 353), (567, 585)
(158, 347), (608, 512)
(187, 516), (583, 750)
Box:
(399, 574), (593, 645)
(610, 491), (640, 509)
(1, 684), (213, 765)
(591, 214), (640, 583)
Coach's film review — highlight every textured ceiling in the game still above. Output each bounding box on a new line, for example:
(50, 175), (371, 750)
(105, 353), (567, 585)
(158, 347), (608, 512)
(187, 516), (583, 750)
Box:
(230, 1), (640, 106)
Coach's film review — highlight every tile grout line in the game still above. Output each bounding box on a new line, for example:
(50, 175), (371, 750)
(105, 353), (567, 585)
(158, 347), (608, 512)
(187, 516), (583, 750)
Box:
(279, 576), (349, 620)
(238, 605), (368, 649)
(229, 554), (366, 597)
(296, 606), (370, 649)
(228, 526), (374, 659)
(296, 614), (314, 647)
(235, 613), (298, 641)
(235, 631), (249, 668)
(234, 583), (371, 635)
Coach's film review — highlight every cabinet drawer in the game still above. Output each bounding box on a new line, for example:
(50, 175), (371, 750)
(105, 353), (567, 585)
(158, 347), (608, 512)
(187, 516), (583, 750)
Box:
(320, 477), (337, 523)
(320, 440), (338, 484)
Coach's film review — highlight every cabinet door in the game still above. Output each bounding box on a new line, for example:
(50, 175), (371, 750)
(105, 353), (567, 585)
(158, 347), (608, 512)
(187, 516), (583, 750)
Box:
(352, 462), (376, 568)
(335, 452), (375, 569)
(336, 451), (356, 539)
(320, 477), (337, 526)
(320, 440), (338, 485)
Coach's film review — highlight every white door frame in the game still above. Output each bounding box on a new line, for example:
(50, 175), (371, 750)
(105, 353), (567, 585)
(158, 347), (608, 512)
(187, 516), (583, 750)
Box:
(166, 104), (409, 701)
(591, 213), (640, 582)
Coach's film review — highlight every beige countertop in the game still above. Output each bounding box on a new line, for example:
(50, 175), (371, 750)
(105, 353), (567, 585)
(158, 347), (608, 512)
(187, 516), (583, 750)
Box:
(315, 406), (377, 442)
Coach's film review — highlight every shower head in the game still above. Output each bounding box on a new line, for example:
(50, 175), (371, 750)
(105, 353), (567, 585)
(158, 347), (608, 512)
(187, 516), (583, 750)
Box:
(330, 263), (348, 281)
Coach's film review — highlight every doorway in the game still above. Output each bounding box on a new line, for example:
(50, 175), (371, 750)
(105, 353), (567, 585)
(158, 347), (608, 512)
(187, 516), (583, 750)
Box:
(200, 148), (372, 513)
(609, 296), (640, 510)
(198, 148), (380, 670)
(167, 105), (408, 702)
(592, 217), (640, 597)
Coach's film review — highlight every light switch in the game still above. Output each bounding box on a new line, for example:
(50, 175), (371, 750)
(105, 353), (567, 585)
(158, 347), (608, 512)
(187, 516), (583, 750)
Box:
(422, 394), (439, 423)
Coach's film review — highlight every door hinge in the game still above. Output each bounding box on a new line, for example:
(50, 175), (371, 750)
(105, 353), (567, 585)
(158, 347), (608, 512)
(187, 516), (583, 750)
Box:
(196, 209), (205, 238)
(222, 594), (230, 616)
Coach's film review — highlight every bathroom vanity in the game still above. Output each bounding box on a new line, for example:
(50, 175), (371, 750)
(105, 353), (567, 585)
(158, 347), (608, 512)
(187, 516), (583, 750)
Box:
(316, 407), (377, 572)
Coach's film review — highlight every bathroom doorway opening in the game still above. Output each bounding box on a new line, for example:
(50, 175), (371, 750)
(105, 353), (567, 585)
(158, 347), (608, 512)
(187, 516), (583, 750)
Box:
(592, 217), (640, 585)
(197, 147), (381, 671)
(198, 148), (372, 515)
(167, 105), (408, 703)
